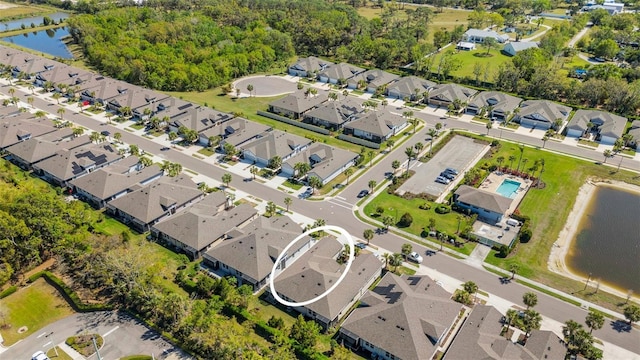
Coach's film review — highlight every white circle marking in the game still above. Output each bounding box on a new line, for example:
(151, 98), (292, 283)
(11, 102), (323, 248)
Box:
(269, 225), (354, 307)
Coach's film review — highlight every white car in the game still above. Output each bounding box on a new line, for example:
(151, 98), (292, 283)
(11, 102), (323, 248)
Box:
(408, 251), (423, 264)
(32, 351), (50, 360)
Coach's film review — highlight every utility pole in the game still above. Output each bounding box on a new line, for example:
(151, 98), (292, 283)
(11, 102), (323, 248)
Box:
(92, 335), (103, 360)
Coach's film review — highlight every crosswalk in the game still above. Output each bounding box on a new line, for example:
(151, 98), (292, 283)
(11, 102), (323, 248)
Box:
(327, 196), (353, 210)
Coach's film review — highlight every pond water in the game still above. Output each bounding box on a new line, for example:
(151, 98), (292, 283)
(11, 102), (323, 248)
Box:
(0, 26), (73, 59)
(0, 11), (69, 32)
(567, 185), (640, 294)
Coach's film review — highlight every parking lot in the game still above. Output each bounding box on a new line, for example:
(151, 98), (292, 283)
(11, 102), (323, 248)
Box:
(396, 135), (489, 198)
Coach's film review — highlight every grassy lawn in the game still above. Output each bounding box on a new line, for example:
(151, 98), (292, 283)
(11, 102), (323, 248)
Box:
(282, 179), (303, 190)
(428, 48), (511, 81)
(197, 147), (215, 157)
(47, 347), (74, 360)
(578, 139), (598, 148)
(0, 278), (74, 345)
(478, 136), (640, 310)
(0, 4), (49, 20)
(130, 123), (144, 130)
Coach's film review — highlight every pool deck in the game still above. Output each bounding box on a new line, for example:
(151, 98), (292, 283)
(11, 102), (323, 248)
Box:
(480, 172), (532, 217)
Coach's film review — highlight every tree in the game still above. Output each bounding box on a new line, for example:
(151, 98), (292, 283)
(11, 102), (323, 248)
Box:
(294, 162), (311, 179)
(509, 263), (519, 279)
(523, 292), (538, 309)
(541, 134), (549, 148)
(522, 309), (542, 337)
(401, 243), (413, 260)
(290, 315), (320, 349)
(168, 131), (178, 145)
(266, 201), (277, 217)
(593, 39), (619, 60)
(496, 156), (505, 170)
(308, 176), (322, 194)
(368, 180), (377, 193)
(623, 304), (640, 325)
(389, 253), (403, 271)
(161, 161), (182, 177)
(437, 232), (447, 251)
(72, 127), (85, 137)
(57, 107), (65, 120)
(382, 215), (394, 230)
(414, 142), (423, 155)
(89, 131), (101, 143)
(250, 165), (259, 180)
(367, 150), (376, 167)
(284, 197), (292, 212)
(463, 281), (478, 298)
(486, 121), (492, 135)
(27, 97), (33, 109)
(484, 37), (497, 55)
(268, 155), (282, 170)
(363, 229), (374, 244)
(343, 167), (354, 184)
(113, 132), (122, 143)
(404, 147), (415, 176)
(221, 173), (232, 188)
(391, 160), (400, 174)
(508, 155), (516, 170)
(585, 310), (605, 334)
(504, 309), (518, 336)
(138, 156), (152, 168)
(246, 84), (254, 97)
(129, 144), (140, 156)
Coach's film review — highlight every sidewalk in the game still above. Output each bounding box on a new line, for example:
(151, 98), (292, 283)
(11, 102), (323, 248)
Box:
(58, 342), (85, 360)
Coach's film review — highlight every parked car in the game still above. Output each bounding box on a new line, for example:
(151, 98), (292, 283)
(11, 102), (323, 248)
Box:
(440, 172), (455, 180)
(408, 251), (423, 264)
(355, 242), (367, 249)
(100, 130), (110, 136)
(32, 351), (50, 360)
(444, 167), (458, 175)
(357, 190), (369, 198)
(160, 146), (170, 151)
(435, 176), (450, 185)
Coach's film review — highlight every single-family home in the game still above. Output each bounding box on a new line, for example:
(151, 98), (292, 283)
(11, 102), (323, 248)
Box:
(202, 215), (313, 291)
(453, 185), (513, 224)
(141, 97), (196, 123)
(0, 115), (58, 150)
(303, 98), (363, 130)
(582, 3), (623, 14)
(5, 131), (90, 170)
(281, 143), (358, 185)
(318, 63), (365, 84)
(0, 106), (21, 119)
(347, 69), (400, 93)
(80, 78), (131, 106)
(343, 110), (407, 144)
(456, 41), (476, 51)
(106, 87), (166, 117)
(466, 91), (522, 121)
(54, 71), (98, 95)
(503, 42), (539, 56)
(340, 273), (462, 360)
(168, 106), (234, 134)
(463, 29), (510, 44)
(268, 91), (328, 119)
(427, 83), (477, 109)
(33, 64), (78, 87)
(516, 100), (572, 130)
(240, 130), (311, 166)
(444, 305), (566, 360)
(32, 143), (124, 187)
(566, 109), (627, 145)
(271, 239), (383, 330)
(151, 194), (258, 259)
(288, 56), (334, 78)
(627, 120), (640, 147)
(106, 175), (204, 233)
(386, 76), (436, 101)
(198, 117), (271, 148)
(70, 157), (164, 209)
(11, 57), (57, 78)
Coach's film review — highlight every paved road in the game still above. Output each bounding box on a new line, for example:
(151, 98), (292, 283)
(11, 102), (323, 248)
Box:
(4, 86), (640, 355)
(2, 311), (187, 360)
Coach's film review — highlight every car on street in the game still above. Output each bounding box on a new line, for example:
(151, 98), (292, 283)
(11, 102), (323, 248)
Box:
(357, 190), (369, 198)
(355, 242), (367, 250)
(100, 130), (110, 136)
(160, 146), (170, 151)
(408, 251), (423, 264)
(435, 176), (450, 185)
(32, 351), (50, 360)
(444, 167), (458, 175)
(440, 172), (455, 180)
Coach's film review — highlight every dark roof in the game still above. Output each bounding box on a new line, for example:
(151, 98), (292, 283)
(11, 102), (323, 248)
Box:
(269, 91), (328, 114)
(454, 185), (512, 214)
(285, 143), (358, 182)
(386, 76), (436, 98)
(518, 100), (571, 124)
(318, 62), (364, 81)
(341, 273), (461, 360)
(468, 91), (522, 114)
(429, 84), (476, 103)
(567, 109), (627, 138)
(345, 110), (406, 137)
(304, 98), (363, 126)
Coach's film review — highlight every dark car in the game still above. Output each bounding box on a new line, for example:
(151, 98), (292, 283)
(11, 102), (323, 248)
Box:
(444, 167), (458, 175)
(355, 243), (367, 249)
(441, 172), (455, 180)
(357, 190), (369, 198)
(160, 146), (170, 151)
(435, 176), (450, 185)
(100, 130), (110, 136)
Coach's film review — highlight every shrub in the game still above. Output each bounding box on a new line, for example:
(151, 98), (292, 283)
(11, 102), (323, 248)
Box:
(418, 202), (431, 210)
(519, 227), (532, 243)
(435, 205), (451, 214)
(398, 212), (413, 227)
(0, 285), (17, 299)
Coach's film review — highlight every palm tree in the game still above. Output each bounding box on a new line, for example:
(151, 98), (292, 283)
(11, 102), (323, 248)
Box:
(28, 84), (35, 94)
(8, 87), (15, 98)
(522, 309), (542, 337)
(541, 135), (549, 148)
(221, 173), (232, 188)
(35, 110), (46, 119)
(284, 197), (293, 212)
(268, 155), (282, 170)
(367, 150), (376, 167)
(328, 92), (338, 101)
(27, 97), (33, 108)
(363, 229), (374, 244)
(585, 310), (604, 334)
(368, 180), (377, 194)
(382, 215), (394, 230)
(508, 155), (516, 170)
(52, 92), (61, 104)
(414, 142), (424, 155)
(89, 132), (100, 144)
(250, 165), (259, 180)
(496, 156), (505, 170)
(516, 144), (525, 172)
(463, 281), (478, 303)
(404, 147), (415, 176)
(390, 253), (403, 272)
(391, 160), (400, 174)
(382, 253), (391, 270)
(57, 107), (65, 120)
(72, 127), (84, 137)
(486, 121), (492, 134)
(343, 168), (354, 184)
(438, 232), (447, 251)
(113, 132), (122, 143)
(435, 122), (443, 134)
(504, 309), (518, 337)
(523, 292), (538, 309)
(308, 176), (322, 194)
(168, 132), (178, 146)
(428, 129), (437, 155)
(266, 201), (277, 217)
(294, 162), (311, 179)
(401, 243), (413, 260)
(138, 156), (152, 168)
(456, 214), (464, 234)
(247, 84), (254, 97)
(536, 158), (545, 188)
(509, 263), (519, 280)
(408, 118), (418, 134)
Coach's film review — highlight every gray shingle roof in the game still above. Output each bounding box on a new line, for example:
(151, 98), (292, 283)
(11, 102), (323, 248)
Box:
(505, 42), (539, 53)
(240, 130), (311, 161)
(318, 62), (364, 81)
(205, 215), (307, 282)
(274, 239), (382, 323)
(345, 110), (406, 138)
(341, 273), (461, 360)
(107, 175), (202, 224)
(269, 91), (328, 114)
(289, 56), (334, 73)
(468, 91), (522, 114)
(464, 28), (510, 41)
(386, 76), (436, 98)
(285, 143), (358, 182)
(304, 98), (363, 126)
(429, 83), (476, 104)
(0, 116), (57, 149)
(152, 198), (257, 253)
(4, 130), (87, 164)
(347, 69), (400, 89)
(33, 142), (123, 181)
(518, 100), (572, 124)
(567, 109), (627, 139)
(171, 106), (234, 133)
(522, 330), (566, 360)
(454, 185), (512, 214)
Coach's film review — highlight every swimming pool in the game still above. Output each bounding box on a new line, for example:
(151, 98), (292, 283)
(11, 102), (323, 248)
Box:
(496, 179), (521, 199)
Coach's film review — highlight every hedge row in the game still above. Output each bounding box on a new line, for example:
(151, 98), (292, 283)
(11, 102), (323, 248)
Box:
(28, 271), (113, 312)
(0, 285), (17, 299)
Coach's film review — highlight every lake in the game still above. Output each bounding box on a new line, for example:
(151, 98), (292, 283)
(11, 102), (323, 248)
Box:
(0, 11), (69, 32)
(0, 26), (73, 59)
(567, 185), (640, 294)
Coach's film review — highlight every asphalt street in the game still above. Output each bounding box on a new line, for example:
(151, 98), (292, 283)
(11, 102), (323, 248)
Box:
(4, 86), (640, 355)
(2, 311), (184, 360)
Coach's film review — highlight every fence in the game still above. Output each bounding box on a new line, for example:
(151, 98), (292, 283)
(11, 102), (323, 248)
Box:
(256, 111), (330, 135)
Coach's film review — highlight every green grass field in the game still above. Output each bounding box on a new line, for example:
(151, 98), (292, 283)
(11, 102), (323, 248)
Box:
(428, 47), (511, 81)
(47, 347), (74, 360)
(0, 2), (49, 21)
(0, 278), (74, 345)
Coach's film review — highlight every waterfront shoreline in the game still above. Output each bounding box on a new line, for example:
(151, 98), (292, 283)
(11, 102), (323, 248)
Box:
(548, 179), (640, 302)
